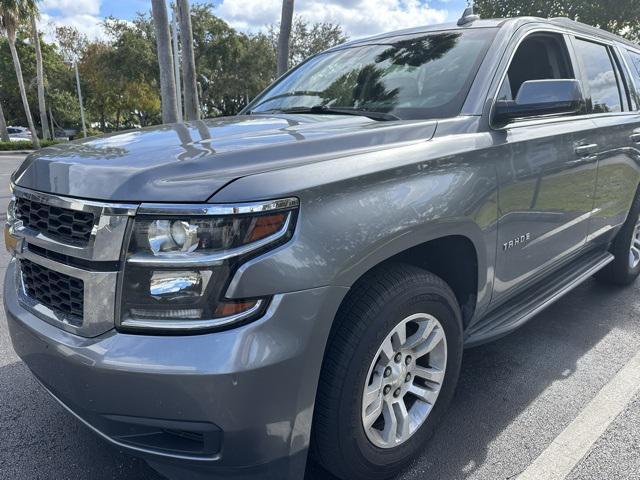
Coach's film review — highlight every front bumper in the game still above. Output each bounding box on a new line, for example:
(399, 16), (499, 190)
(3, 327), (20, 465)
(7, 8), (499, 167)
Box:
(5, 261), (347, 480)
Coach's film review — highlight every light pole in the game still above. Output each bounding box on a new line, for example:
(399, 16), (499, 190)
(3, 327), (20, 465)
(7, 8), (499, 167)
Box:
(67, 61), (87, 138)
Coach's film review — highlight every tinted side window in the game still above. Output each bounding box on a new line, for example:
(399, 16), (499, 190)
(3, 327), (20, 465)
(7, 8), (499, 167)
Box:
(629, 51), (640, 78)
(626, 50), (640, 110)
(498, 33), (574, 102)
(573, 39), (622, 113)
(627, 50), (640, 90)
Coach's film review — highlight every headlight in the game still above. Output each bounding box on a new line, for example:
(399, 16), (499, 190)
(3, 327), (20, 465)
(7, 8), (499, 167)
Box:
(119, 198), (298, 333)
(132, 212), (290, 258)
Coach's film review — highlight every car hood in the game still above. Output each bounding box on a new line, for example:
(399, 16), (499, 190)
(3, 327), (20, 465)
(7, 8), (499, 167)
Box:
(12, 114), (438, 202)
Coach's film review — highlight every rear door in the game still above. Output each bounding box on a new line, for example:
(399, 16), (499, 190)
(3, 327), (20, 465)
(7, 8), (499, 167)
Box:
(571, 38), (640, 246)
(490, 30), (600, 304)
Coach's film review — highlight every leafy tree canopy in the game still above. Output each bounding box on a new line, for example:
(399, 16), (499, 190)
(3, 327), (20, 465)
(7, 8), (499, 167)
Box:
(268, 16), (348, 69)
(0, 4), (349, 134)
(474, 0), (640, 41)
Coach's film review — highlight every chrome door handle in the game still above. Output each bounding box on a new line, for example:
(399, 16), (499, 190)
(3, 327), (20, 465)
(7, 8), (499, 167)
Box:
(630, 133), (640, 144)
(574, 144), (599, 157)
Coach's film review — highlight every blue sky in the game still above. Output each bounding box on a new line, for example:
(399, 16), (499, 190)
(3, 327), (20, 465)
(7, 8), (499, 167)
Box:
(40, 0), (469, 40)
(95, 0), (466, 22)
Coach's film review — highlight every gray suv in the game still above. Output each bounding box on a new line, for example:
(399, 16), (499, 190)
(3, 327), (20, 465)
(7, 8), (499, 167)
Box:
(6, 14), (640, 480)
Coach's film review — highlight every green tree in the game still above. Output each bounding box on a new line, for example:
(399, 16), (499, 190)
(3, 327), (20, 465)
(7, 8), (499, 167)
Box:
(0, 0), (40, 148)
(474, 0), (640, 41)
(55, 25), (87, 63)
(99, 16), (162, 128)
(269, 16), (348, 69)
(0, 27), (72, 134)
(79, 41), (115, 130)
(0, 3), (350, 134)
(53, 26), (88, 133)
(190, 5), (276, 116)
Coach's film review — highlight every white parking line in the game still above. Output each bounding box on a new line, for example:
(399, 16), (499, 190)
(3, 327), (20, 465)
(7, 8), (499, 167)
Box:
(517, 349), (640, 480)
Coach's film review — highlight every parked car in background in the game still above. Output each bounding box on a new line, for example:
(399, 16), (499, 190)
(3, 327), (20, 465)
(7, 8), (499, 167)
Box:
(7, 126), (32, 142)
(52, 128), (70, 142)
(5, 12), (640, 480)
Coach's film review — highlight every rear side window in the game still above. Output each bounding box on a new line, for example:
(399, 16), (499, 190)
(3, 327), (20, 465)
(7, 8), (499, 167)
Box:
(627, 50), (640, 90)
(626, 50), (640, 109)
(629, 51), (640, 78)
(573, 39), (622, 113)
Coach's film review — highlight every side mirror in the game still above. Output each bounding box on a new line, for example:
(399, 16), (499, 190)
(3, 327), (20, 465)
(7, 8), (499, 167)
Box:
(493, 79), (585, 125)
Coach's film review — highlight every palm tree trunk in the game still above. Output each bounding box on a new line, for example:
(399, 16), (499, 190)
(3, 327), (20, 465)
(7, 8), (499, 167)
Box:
(0, 101), (10, 142)
(277, 0), (295, 77)
(151, 0), (178, 124)
(7, 34), (40, 149)
(31, 17), (50, 140)
(171, 5), (183, 122)
(176, 0), (199, 120)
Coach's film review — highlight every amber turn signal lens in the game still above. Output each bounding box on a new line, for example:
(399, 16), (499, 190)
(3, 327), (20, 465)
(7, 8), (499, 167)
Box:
(214, 300), (258, 317)
(247, 213), (286, 243)
(4, 224), (18, 255)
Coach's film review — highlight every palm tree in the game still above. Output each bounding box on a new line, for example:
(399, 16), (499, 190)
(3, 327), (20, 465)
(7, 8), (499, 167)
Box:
(0, 100), (10, 142)
(151, 0), (178, 124)
(277, 0), (295, 77)
(176, 0), (199, 120)
(0, 0), (40, 149)
(31, 15), (49, 139)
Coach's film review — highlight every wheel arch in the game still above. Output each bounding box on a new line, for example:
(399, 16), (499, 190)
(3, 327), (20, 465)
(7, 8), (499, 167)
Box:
(332, 224), (485, 328)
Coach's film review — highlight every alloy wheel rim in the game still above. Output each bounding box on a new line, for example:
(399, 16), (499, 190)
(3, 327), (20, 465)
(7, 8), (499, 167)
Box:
(361, 313), (447, 449)
(630, 216), (640, 269)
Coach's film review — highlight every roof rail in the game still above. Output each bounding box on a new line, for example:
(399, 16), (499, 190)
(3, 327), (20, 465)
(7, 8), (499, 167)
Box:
(457, 6), (480, 26)
(549, 17), (640, 49)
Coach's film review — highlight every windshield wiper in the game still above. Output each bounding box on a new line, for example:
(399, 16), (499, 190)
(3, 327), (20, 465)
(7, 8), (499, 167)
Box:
(256, 105), (400, 121)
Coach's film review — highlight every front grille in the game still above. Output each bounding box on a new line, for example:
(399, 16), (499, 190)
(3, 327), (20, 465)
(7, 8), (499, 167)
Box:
(20, 259), (84, 323)
(16, 197), (95, 246)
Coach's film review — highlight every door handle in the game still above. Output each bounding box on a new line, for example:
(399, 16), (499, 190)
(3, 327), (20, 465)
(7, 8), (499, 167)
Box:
(630, 133), (640, 144)
(574, 144), (599, 157)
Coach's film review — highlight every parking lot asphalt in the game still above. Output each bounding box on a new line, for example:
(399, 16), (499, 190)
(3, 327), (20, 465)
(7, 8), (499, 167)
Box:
(1, 153), (640, 480)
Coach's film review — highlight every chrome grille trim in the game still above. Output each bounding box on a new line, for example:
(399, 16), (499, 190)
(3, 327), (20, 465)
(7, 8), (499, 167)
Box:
(14, 250), (119, 337)
(16, 197), (95, 246)
(20, 258), (84, 322)
(7, 186), (135, 337)
(10, 186), (138, 262)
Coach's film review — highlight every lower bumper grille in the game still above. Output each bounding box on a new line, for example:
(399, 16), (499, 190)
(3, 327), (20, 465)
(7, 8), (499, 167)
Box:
(20, 259), (84, 324)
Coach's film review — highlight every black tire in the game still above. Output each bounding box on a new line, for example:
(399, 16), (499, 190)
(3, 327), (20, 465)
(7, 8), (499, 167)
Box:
(312, 263), (463, 480)
(596, 187), (640, 285)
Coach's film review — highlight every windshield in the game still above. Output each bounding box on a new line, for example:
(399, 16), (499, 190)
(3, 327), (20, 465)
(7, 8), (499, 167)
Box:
(247, 28), (497, 120)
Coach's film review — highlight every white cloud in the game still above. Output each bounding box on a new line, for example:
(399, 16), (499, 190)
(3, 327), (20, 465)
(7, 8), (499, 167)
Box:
(40, 0), (105, 42)
(216, 0), (449, 39)
(40, 12), (106, 42)
(38, 0), (450, 43)
(42, 0), (101, 16)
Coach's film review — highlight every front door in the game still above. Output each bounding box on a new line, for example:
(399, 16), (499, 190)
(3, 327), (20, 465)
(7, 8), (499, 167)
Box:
(490, 31), (599, 304)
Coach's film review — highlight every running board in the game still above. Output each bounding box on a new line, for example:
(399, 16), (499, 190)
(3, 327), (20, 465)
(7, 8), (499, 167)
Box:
(464, 250), (614, 348)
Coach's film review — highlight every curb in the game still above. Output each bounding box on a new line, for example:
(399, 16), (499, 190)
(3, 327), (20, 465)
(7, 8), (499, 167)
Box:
(0, 151), (33, 156)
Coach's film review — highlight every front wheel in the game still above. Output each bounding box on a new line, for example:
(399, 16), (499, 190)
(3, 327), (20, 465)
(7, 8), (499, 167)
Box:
(312, 264), (463, 480)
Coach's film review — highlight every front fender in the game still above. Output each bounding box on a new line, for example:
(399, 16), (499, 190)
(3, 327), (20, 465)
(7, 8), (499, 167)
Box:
(221, 144), (498, 319)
